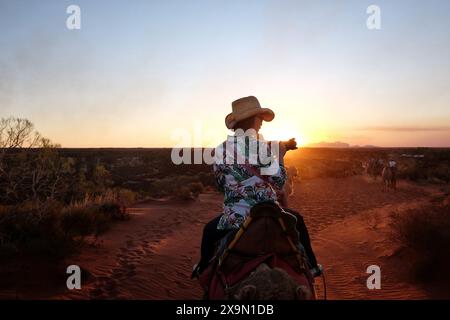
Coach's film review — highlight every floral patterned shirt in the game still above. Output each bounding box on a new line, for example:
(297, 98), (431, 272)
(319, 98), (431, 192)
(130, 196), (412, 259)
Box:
(213, 133), (287, 230)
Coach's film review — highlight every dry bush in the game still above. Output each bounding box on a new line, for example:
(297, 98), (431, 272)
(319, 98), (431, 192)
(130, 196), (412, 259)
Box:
(0, 198), (130, 259)
(0, 118), (137, 261)
(175, 186), (195, 200)
(293, 159), (362, 179)
(67, 190), (132, 222)
(149, 175), (205, 200)
(0, 201), (73, 258)
(61, 202), (122, 240)
(188, 182), (204, 197)
(391, 198), (450, 284)
(173, 182), (204, 201)
(116, 188), (137, 206)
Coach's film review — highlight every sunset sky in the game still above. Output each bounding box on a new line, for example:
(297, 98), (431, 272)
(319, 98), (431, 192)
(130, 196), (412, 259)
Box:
(1, 0), (450, 147)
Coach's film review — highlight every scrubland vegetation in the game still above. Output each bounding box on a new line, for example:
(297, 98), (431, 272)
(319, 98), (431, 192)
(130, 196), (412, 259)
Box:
(0, 118), (133, 259)
(391, 195), (450, 286)
(0, 118), (216, 260)
(285, 147), (450, 183)
(2, 116), (449, 266)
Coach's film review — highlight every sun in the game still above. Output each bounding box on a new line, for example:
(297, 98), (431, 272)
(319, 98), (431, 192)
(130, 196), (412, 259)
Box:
(260, 125), (306, 146)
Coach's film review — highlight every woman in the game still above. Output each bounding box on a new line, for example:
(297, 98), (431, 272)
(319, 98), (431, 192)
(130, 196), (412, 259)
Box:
(192, 96), (321, 278)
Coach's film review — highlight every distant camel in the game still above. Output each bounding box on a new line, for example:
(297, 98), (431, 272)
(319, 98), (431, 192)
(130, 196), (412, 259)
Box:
(366, 159), (384, 180)
(381, 166), (396, 191)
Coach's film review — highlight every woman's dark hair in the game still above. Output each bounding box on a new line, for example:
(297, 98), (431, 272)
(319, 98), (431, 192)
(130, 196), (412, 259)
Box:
(233, 116), (257, 131)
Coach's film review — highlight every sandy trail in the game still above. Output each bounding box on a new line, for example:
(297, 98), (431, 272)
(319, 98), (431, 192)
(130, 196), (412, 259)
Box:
(63, 195), (222, 300)
(59, 176), (438, 300)
(292, 177), (435, 299)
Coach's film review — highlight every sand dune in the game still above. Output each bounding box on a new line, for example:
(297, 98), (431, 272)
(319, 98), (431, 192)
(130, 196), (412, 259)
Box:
(54, 176), (440, 300)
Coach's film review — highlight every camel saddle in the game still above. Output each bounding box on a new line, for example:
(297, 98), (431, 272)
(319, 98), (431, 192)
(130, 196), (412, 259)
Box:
(215, 201), (309, 276)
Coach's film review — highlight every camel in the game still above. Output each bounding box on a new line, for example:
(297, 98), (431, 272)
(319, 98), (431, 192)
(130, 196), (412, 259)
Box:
(227, 263), (313, 300)
(366, 159), (383, 180)
(381, 166), (396, 191)
(199, 202), (315, 300)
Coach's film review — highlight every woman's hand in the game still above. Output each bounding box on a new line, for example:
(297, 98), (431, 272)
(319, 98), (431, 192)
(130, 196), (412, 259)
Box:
(280, 138), (297, 156)
(283, 138), (298, 151)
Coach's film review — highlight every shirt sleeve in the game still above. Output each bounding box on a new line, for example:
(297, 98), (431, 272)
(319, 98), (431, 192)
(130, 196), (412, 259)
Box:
(259, 140), (287, 190)
(213, 163), (227, 193)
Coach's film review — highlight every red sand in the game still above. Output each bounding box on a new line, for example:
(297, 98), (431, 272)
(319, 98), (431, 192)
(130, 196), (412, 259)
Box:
(51, 176), (440, 299)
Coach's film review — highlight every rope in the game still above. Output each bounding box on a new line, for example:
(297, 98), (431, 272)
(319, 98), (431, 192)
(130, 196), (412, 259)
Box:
(321, 269), (327, 300)
(277, 217), (307, 271)
(218, 216), (253, 267)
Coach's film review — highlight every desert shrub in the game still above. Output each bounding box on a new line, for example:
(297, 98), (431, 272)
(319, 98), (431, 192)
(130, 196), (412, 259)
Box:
(149, 175), (205, 199)
(175, 186), (195, 200)
(397, 162), (424, 181)
(427, 165), (450, 184)
(391, 198), (450, 284)
(0, 118), (147, 262)
(292, 159), (362, 179)
(188, 182), (204, 198)
(197, 171), (216, 187)
(69, 189), (132, 219)
(61, 204), (114, 240)
(60, 206), (95, 238)
(116, 188), (137, 206)
(0, 196), (130, 259)
(61, 195), (131, 239)
(0, 201), (75, 258)
(397, 154), (450, 184)
(172, 182), (204, 200)
(99, 202), (129, 221)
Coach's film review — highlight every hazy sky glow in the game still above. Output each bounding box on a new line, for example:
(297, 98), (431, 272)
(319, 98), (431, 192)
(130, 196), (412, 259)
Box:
(1, 0), (450, 147)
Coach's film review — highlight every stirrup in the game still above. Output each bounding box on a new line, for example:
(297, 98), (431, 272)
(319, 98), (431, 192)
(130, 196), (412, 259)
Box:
(310, 264), (323, 278)
(190, 263), (200, 279)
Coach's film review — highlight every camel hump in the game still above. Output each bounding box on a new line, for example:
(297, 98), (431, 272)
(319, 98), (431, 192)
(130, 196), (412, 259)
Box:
(249, 201), (283, 218)
(250, 202), (299, 242)
(219, 201), (304, 274)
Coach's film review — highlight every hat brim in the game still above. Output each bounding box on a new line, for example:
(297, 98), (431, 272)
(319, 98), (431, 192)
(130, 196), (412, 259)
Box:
(225, 108), (274, 129)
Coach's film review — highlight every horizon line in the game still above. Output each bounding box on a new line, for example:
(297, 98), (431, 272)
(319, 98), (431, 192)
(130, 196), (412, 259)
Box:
(14, 145), (450, 149)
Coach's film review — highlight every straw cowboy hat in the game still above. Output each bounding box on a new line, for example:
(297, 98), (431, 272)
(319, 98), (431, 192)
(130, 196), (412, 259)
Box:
(225, 96), (275, 129)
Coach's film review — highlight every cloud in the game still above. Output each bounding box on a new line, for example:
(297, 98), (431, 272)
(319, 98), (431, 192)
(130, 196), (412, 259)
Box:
(356, 126), (450, 132)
